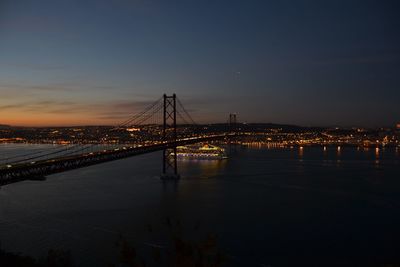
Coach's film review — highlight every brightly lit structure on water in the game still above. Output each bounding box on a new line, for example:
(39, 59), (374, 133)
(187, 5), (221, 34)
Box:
(175, 144), (227, 160)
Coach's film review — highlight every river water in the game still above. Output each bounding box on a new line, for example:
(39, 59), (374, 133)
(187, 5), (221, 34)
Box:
(1, 144), (400, 266)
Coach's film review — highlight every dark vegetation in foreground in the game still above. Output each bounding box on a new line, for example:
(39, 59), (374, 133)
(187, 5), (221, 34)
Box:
(0, 217), (225, 267)
(2, 217), (400, 267)
(0, 248), (72, 267)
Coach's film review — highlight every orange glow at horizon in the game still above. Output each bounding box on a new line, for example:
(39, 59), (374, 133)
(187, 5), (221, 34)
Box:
(0, 110), (214, 127)
(0, 112), (112, 127)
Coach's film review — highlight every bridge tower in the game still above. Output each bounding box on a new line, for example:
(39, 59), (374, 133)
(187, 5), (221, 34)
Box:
(161, 94), (180, 180)
(229, 113), (237, 132)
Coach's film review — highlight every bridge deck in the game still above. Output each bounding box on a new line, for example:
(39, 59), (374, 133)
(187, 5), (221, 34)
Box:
(0, 134), (238, 186)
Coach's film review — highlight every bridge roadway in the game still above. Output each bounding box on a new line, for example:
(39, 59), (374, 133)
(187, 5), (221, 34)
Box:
(0, 134), (238, 186)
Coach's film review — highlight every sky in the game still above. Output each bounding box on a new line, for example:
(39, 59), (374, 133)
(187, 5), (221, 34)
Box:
(0, 0), (399, 127)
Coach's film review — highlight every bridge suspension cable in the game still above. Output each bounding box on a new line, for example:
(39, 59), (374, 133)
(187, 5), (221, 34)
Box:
(176, 109), (190, 125)
(0, 145), (73, 163)
(176, 97), (198, 125)
(111, 96), (163, 128)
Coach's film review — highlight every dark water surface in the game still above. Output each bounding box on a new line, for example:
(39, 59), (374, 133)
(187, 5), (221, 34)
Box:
(1, 145), (400, 266)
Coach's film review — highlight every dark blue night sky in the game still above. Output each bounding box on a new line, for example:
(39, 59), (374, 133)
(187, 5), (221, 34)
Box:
(0, 0), (399, 126)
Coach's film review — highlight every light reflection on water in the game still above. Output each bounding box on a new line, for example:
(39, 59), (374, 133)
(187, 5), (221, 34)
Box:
(0, 144), (400, 266)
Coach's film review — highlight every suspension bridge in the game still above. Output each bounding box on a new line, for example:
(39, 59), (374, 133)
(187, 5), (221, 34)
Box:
(0, 94), (240, 186)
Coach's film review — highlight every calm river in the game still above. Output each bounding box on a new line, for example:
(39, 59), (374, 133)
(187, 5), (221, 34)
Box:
(1, 144), (400, 266)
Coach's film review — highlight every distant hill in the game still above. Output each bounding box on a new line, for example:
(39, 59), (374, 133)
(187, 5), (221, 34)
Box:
(208, 122), (327, 132)
(243, 123), (327, 132)
(0, 124), (10, 129)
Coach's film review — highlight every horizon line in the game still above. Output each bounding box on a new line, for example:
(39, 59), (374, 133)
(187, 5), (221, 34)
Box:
(1, 122), (397, 130)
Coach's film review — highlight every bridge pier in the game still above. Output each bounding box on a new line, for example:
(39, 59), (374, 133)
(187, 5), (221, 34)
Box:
(161, 94), (180, 180)
(161, 147), (180, 180)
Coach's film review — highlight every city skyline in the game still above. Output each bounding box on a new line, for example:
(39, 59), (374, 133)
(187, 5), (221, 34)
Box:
(1, 0), (399, 127)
